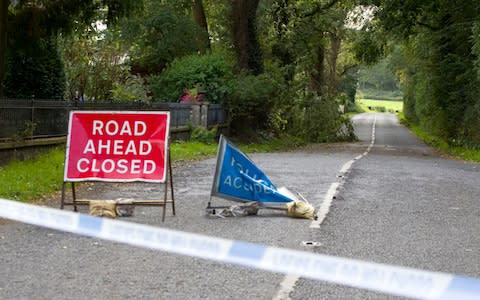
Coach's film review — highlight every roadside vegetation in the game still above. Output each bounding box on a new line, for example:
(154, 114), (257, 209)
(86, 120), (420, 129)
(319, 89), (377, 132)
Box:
(1, 2), (479, 200)
(353, 98), (479, 163)
(356, 98), (403, 113)
(398, 114), (480, 163)
(0, 136), (304, 203)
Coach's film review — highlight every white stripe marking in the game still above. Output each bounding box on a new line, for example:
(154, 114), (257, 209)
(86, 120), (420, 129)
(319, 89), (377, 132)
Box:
(274, 114), (378, 299)
(272, 275), (299, 300)
(310, 182), (340, 229)
(0, 198), (458, 300)
(340, 160), (355, 174)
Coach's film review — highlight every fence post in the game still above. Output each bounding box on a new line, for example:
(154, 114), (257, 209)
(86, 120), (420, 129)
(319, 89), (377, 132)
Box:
(200, 103), (209, 127)
(191, 104), (201, 127)
(31, 99), (35, 138)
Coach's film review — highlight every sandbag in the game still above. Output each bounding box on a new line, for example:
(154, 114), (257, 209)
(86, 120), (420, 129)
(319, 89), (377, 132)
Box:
(285, 200), (316, 220)
(89, 200), (117, 218)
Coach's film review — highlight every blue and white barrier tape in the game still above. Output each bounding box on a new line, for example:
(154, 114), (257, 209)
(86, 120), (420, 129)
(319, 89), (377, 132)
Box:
(0, 198), (479, 300)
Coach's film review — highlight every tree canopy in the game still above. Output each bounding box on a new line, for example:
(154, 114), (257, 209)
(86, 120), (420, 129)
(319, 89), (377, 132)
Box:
(0, 0), (140, 98)
(2, 0), (480, 145)
(372, 0), (480, 145)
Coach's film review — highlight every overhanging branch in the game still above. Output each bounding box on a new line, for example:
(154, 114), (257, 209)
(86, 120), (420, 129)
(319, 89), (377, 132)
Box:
(303, 0), (340, 18)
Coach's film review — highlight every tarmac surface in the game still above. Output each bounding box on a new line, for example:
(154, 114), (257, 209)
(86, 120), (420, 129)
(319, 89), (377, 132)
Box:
(1, 112), (479, 299)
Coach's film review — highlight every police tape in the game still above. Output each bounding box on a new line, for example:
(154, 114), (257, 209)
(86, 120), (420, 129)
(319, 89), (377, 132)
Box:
(0, 198), (478, 300)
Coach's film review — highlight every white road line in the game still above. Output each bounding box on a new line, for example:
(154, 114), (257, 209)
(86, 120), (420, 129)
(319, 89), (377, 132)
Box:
(273, 114), (377, 300)
(339, 160), (355, 174)
(310, 182), (340, 229)
(272, 275), (300, 300)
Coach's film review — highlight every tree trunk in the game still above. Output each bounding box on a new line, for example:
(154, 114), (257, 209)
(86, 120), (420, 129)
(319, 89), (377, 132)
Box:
(327, 33), (341, 97)
(192, 0), (210, 50)
(271, 0), (294, 81)
(310, 42), (325, 97)
(0, 0), (9, 97)
(232, 0), (263, 75)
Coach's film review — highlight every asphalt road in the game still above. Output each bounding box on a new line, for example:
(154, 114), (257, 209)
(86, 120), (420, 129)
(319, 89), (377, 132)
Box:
(1, 112), (479, 299)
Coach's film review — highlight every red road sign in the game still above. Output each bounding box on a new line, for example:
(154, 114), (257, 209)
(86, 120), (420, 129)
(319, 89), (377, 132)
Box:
(64, 111), (170, 182)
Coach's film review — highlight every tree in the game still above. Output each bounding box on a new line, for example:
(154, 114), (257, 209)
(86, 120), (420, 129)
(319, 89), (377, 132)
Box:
(0, 0), (8, 97)
(0, 0), (141, 98)
(232, 0), (263, 75)
(60, 26), (131, 101)
(192, 0), (211, 50)
(373, 0), (480, 144)
(120, 1), (208, 76)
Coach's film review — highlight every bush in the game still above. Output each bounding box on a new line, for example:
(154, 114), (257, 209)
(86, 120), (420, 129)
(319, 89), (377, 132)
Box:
(190, 126), (217, 144)
(292, 92), (356, 143)
(121, 2), (208, 75)
(111, 75), (151, 102)
(461, 101), (480, 147)
(225, 72), (279, 134)
(5, 38), (65, 99)
(149, 53), (233, 103)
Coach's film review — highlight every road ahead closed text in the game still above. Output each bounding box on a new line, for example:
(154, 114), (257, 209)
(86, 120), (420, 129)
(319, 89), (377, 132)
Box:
(64, 111), (170, 182)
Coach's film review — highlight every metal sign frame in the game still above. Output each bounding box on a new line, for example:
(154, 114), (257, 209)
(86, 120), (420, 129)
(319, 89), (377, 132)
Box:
(208, 135), (291, 212)
(60, 110), (175, 222)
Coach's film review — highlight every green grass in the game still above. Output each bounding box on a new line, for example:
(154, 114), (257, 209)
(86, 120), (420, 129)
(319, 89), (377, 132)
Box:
(399, 113), (480, 163)
(0, 136), (304, 202)
(169, 141), (218, 161)
(0, 147), (66, 202)
(356, 98), (403, 113)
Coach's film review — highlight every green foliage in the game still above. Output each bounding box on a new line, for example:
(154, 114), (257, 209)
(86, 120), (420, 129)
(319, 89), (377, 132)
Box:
(351, 29), (384, 65)
(120, 1), (208, 75)
(461, 100), (480, 147)
(111, 75), (151, 102)
(400, 113), (480, 162)
(59, 27), (132, 101)
(5, 38), (65, 99)
(291, 92), (356, 143)
(338, 67), (359, 104)
(149, 53), (234, 102)
(190, 126), (217, 144)
(357, 57), (400, 93)
(225, 72), (279, 133)
(375, 0), (480, 147)
(13, 121), (37, 142)
(473, 21), (480, 80)
(2, 0), (140, 99)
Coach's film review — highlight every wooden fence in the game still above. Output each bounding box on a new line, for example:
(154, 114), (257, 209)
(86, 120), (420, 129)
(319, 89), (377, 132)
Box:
(0, 99), (227, 142)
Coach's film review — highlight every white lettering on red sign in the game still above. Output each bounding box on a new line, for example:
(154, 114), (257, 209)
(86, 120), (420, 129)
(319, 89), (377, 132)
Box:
(82, 140), (152, 155)
(92, 120), (147, 136)
(65, 112), (169, 182)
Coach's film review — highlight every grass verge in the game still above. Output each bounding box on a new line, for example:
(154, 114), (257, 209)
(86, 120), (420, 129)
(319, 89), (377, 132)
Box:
(0, 136), (304, 202)
(356, 98), (403, 113)
(398, 113), (480, 163)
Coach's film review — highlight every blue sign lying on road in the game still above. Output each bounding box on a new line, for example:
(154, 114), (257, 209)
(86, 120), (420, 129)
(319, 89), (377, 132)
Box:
(211, 135), (295, 205)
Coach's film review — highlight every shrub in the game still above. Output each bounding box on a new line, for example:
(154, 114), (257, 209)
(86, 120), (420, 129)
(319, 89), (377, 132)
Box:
(461, 101), (480, 147)
(190, 126), (217, 144)
(111, 75), (151, 102)
(292, 92), (356, 143)
(149, 53), (233, 103)
(225, 72), (279, 134)
(5, 38), (65, 99)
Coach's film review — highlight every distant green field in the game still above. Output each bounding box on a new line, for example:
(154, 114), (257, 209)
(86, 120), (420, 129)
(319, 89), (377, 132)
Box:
(356, 98), (403, 113)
